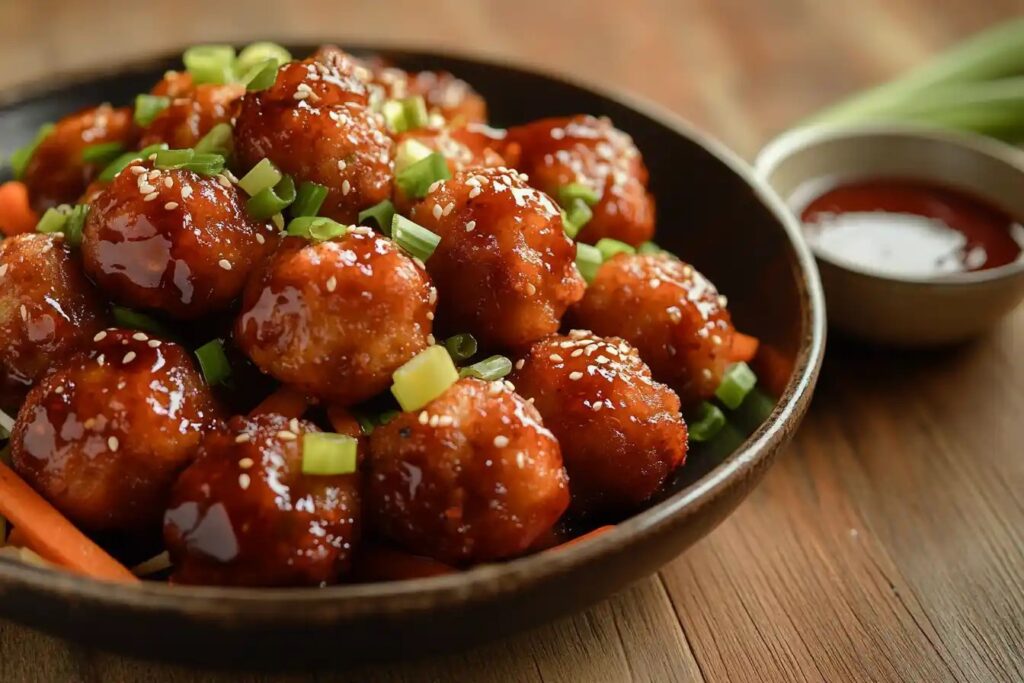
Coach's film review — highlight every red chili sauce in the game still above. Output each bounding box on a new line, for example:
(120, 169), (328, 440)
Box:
(800, 179), (1024, 278)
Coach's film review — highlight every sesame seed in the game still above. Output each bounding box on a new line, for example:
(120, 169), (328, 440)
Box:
(132, 332), (148, 341)
(596, 355), (610, 364)
(148, 339), (161, 348)
(235, 434), (251, 444)
(123, 351), (136, 364)
(525, 283), (536, 295)
(289, 418), (300, 433)
(711, 334), (723, 345)
(181, 185), (193, 199)
(342, 179), (351, 195)
(503, 380), (515, 391)
(465, 220), (476, 232)
(130, 166), (146, 175)
(493, 435), (510, 448)
(19, 305), (27, 321)
(468, 187), (481, 199)
(569, 371), (584, 381)
(592, 402), (603, 412)
(442, 202), (455, 216)
(337, 159), (347, 171)
(649, 278), (661, 288)
(515, 358), (525, 370)
(239, 457), (254, 469)
(93, 331), (107, 342)
(549, 353), (563, 362)
(216, 174), (231, 187)
(702, 368), (713, 380)
(277, 430), (297, 441)
(147, 169), (160, 180)
(143, 192), (159, 202)
(559, 341), (576, 349)
(325, 276), (337, 292)
(83, 418), (95, 429)
(429, 415), (439, 427)
(516, 452), (526, 468)
(163, 177), (173, 188)
(428, 288), (438, 305)
(256, 233), (266, 244)
(437, 415), (454, 427)
(108, 436), (119, 452)
(0, 264), (7, 278)
(96, 354), (105, 365)
(218, 259), (232, 271)
(488, 381), (503, 396)
(54, 386), (64, 395)
(571, 349), (584, 357)
(238, 473), (251, 490)
(427, 334), (435, 345)
(431, 204), (443, 219)
(164, 202), (179, 210)
(418, 411), (429, 425)
(426, 312), (434, 320)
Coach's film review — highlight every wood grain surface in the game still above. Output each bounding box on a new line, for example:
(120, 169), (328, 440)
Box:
(2, 1), (1024, 681)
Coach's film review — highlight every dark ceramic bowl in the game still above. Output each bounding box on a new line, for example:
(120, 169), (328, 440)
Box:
(0, 46), (825, 668)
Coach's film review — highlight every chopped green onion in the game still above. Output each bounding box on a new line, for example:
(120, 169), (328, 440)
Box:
(560, 208), (581, 239)
(247, 175), (296, 219)
(595, 238), (636, 261)
(35, 207), (68, 234)
(183, 44), (236, 85)
(392, 215), (441, 262)
(242, 59), (279, 91)
(291, 181), (328, 217)
(153, 148), (225, 176)
(193, 122), (233, 157)
(10, 123), (54, 179)
(394, 138), (434, 175)
(235, 41), (292, 76)
(395, 152), (450, 199)
(637, 241), (663, 255)
(286, 216), (348, 241)
(271, 213), (285, 231)
(715, 362), (758, 410)
(355, 410), (399, 436)
(134, 94), (171, 127)
(557, 182), (600, 208)
(382, 99), (408, 133)
(238, 158), (283, 196)
(564, 198), (593, 235)
(390, 345), (460, 411)
(575, 242), (603, 283)
(195, 339), (231, 386)
(64, 205), (90, 248)
(153, 148), (194, 167)
(0, 409), (14, 439)
(459, 355), (513, 381)
(112, 306), (169, 336)
(97, 143), (168, 182)
(688, 401), (726, 442)
(301, 432), (358, 476)
(357, 199), (396, 233)
(82, 142), (125, 165)
(443, 333), (478, 362)
(384, 96), (429, 133)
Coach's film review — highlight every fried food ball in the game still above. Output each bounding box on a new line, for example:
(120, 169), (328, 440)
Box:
(367, 377), (569, 565)
(233, 56), (393, 224)
(81, 161), (278, 319)
(22, 104), (137, 211)
(510, 331), (687, 516)
(371, 63), (488, 125)
(139, 82), (245, 149)
(398, 124), (510, 173)
(10, 328), (221, 533)
(149, 70), (196, 98)
(570, 253), (734, 404)
(0, 234), (108, 411)
(164, 413), (361, 587)
(235, 227), (435, 405)
(507, 114), (655, 246)
(409, 166), (585, 349)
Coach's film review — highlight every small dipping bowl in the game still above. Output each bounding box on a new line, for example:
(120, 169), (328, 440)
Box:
(756, 125), (1024, 346)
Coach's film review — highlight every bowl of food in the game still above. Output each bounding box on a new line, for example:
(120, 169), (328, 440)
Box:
(0, 43), (824, 667)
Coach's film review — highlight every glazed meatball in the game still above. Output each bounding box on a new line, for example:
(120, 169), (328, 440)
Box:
(410, 166), (585, 349)
(570, 253), (734, 404)
(149, 70), (196, 98)
(0, 234), (108, 411)
(139, 82), (245, 149)
(81, 161), (277, 319)
(510, 331), (687, 516)
(233, 56), (393, 223)
(371, 64), (488, 125)
(235, 228), (435, 405)
(10, 328), (220, 533)
(398, 124), (511, 174)
(22, 104), (136, 211)
(164, 413), (361, 587)
(368, 378), (569, 565)
(507, 115), (655, 246)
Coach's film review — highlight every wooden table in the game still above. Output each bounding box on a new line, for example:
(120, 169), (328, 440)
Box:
(2, 1), (1023, 680)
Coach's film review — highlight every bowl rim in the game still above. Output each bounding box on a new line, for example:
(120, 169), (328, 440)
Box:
(0, 43), (827, 619)
(755, 123), (1024, 287)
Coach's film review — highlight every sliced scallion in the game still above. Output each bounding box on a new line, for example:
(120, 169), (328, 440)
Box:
(238, 158), (283, 196)
(82, 142), (126, 165)
(715, 362), (758, 410)
(688, 401), (726, 442)
(575, 242), (603, 283)
(382, 99), (408, 133)
(459, 355), (513, 381)
(637, 241), (663, 255)
(112, 306), (170, 336)
(153, 148), (225, 176)
(443, 333), (478, 362)
(564, 198), (593, 234)
(357, 198), (396, 234)
(97, 143), (168, 182)
(395, 152), (450, 199)
(193, 123), (233, 157)
(286, 216), (347, 242)
(392, 215), (441, 262)
(247, 174), (296, 219)
(393, 138), (434, 175)
(595, 237), (636, 261)
(134, 94), (171, 127)
(153, 149), (195, 168)
(35, 207), (69, 234)
(390, 345), (460, 412)
(183, 45), (236, 85)
(291, 181), (328, 217)
(64, 205), (90, 248)
(557, 182), (600, 208)
(10, 123), (54, 180)
(195, 339), (231, 386)
(401, 96), (429, 130)
(242, 59), (279, 92)
(235, 41), (292, 76)
(301, 432), (358, 476)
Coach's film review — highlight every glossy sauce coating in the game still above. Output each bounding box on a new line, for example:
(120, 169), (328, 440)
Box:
(370, 63), (488, 125)
(81, 161), (278, 319)
(164, 413), (361, 587)
(22, 104), (137, 212)
(235, 228), (436, 405)
(0, 234), (109, 412)
(507, 115), (655, 246)
(570, 253), (734, 405)
(410, 166), (585, 349)
(139, 82), (245, 150)
(367, 377), (569, 565)
(510, 331), (687, 516)
(10, 328), (220, 533)
(233, 56), (393, 224)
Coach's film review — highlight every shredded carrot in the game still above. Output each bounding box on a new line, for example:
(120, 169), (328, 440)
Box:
(250, 386), (308, 419)
(0, 181), (38, 237)
(327, 405), (362, 438)
(0, 462), (138, 583)
(554, 525), (616, 551)
(729, 332), (760, 363)
(353, 546), (456, 581)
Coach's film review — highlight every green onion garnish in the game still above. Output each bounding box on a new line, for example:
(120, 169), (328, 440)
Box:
(36, 207), (69, 234)
(401, 96), (429, 131)
(153, 149), (194, 167)
(247, 175), (296, 219)
(234, 42), (292, 76)
(97, 143), (169, 182)
(195, 339), (231, 386)
(392, 215), (441, 262)
(459, 355), (513, 381)
(10, 123), (54, 180)
(183, 45), (236, 85)
(396, 152), (451, 199)
(715, 362), (758, 410)
(0, 409), (14, 439)
(193, 123), (233, 157)
(382, 99), (408, 133)
(353, 409), (400, 436)
(152, 149), (226, 176)
(557, 182), (600, 208)
(112, 306), (169, 336)
(575, 242), (603, 283)
(134, 94), (171, 127)
(286, 216), (348, 242)
(688, 401), (726, 442)
(564, 199), (593, 235)
(357, 199), (396, 234)
(595, 238), (636, 261)
(443, 333), (478, 362)
(390, 345), (460, 412)
(64, 205), (90, 248)
(393, 138), (434, 175)
(637, 241), (663, 255)
(560, 208), (581, 239)
(291, 181), (328, 217)
(82, 142), (126, 165)
(301, 432), (358, 476)
(238, 158), (283, 196)
(242, 60), (279, 92)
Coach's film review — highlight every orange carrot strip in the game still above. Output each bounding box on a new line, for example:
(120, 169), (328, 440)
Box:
(327, 405), (362, 438)
(554, 525), (616, 551)
(0, 462), (138, 583)
(353, 546), (456, 582)
(250, 386), (308, 419)
(0, 181), (38, 237)
(730, 332), (760, 363)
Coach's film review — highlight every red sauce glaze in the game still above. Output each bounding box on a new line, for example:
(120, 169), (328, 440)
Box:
(801, 179), (1024, 278)
(164, 413), (362, 587)
(139, 82), (245, 150)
